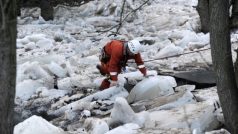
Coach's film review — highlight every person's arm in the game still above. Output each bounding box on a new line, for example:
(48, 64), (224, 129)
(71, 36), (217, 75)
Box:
(134, 53), (147, 76)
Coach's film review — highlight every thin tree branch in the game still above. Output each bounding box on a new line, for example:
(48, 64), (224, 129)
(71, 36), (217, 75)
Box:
(97, 0), (151, 36)
(115, 0), (126, 35)
(121, 0), (150, 25)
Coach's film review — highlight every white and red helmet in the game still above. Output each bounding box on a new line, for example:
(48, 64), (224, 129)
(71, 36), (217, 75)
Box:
(127, 39), (142, 54)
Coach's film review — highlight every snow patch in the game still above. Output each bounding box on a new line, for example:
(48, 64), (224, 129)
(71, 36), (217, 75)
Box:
(14, 115), (66, 134)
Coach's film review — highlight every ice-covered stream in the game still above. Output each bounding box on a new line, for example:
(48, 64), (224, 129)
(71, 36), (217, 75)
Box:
(14, 0), (238, 133)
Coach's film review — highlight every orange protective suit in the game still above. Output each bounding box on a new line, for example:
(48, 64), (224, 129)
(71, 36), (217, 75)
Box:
(98, 40), (146, 90)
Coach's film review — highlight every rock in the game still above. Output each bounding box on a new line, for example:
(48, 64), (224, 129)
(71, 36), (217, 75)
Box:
(174, 70), (216, 85)
(81, 110), (91, 118)
(135, 37), (157, 45)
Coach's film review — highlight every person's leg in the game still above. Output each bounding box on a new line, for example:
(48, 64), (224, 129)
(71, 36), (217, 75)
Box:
(97, 62), (111, 90)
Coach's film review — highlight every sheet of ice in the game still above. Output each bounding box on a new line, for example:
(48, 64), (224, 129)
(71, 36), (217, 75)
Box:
(106, 123), (140, 134)
(131, 86), (196, 112)
(154, 45), (184, 59)
(21, 61), (52, 81)
(17, 62), (32, 83)
(193, 87), (219, 102)
(36, 87), (69, 99)
(57, 75), (93, 90)
(16, 80), (44, 101)
(16, 61), (55, 92)
(25, 42), (36, 50)
(85, 16), (117, 27)
(48, 87), (128, 116)
(47, 62), (67, 78)
(176, 31), (200, 48)
(18, 54), (66, 65)
(93, 70), (157, 88)
(14, 115), (66, 134)
(78, 55), (99, 65)
(17, 34), (46, 45)
(119, 70), (158, 80)
(149, 101), (221, 132)
(152, 90), (196, 110)
(36, 38), (53, 49)
(83, 118), (109, 134)
(109, 97), (149, 128)
(127, 76), (176, 103)
(187, 33), (210, 50)
(153, 0), (197, 6)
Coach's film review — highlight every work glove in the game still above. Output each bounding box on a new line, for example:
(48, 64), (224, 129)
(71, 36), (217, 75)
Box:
(96, 64), (106, 76)
(139, 67), (147, 76)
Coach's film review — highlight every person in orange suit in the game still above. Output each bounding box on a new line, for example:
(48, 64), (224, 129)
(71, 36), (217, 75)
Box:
(97, 39), (147, 90)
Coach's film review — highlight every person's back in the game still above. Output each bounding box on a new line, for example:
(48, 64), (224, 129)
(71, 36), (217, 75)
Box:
(104, 40), (124, 56)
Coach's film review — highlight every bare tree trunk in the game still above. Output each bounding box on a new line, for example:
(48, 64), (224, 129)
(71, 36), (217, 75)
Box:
(210, 0), (238, 133)
(40, 0), (53, 21)
(0, 0), (16, 133)
(231, 0), (238, 28)
(197, 0), (210, 33)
